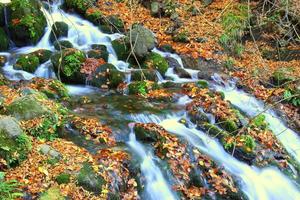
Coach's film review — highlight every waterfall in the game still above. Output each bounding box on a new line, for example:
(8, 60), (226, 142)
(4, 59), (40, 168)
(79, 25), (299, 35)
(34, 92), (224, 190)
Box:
(127, 123), (177, 200)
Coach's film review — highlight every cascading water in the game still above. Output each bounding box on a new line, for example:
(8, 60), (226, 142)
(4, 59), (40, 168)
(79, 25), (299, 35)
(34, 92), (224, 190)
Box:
(127, 123), (177, 200)
(214, 83), (300, 164)
(159, 117), (300, 200)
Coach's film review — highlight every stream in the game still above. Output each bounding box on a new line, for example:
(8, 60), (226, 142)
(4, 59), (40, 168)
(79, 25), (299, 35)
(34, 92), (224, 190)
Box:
(1, 0), (300, 199)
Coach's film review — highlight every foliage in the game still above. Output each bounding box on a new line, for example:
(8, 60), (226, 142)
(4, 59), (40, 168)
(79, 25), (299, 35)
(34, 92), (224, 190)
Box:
(219, 4), (248, 57)
(63, 51), (86, 77)
(0, 173), (23, 200)
(251, 114), (268, 130)
(128, 81), (148, 95)
(284, 88), (300, 107)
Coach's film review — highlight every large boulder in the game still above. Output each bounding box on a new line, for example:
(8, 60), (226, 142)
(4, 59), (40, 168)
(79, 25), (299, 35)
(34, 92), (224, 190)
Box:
(14, 54), (40, 73)
(51, 48), (86, 84)
(91, 63), (124, 88)
(76, 163), (106, 194)
(0, 116), (31, 167)
(8, 0), (47, 46)
(125, 24), (156, 58)
(0, 28), (9, 51)
(6, 93), (49, 120)
(50, 21), (69, 42)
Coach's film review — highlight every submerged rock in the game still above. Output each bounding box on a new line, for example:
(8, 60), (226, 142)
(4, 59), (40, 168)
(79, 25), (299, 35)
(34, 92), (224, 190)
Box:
(91, 63), (124, 89)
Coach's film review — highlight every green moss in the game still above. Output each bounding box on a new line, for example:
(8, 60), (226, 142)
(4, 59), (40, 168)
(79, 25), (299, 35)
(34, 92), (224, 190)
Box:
(219, 119), (239, 133)
(64, 0), (96, 14)
(172, 32), (189, 43)
(48, 80), (70, 100)
(197, 80), (209, 88)
(31, 49), (53, 63)
(14, 54), (40, 73)
(88, 44), (109, 61)
(144, 52), (169, 75)
(56, 173), (71, 185)
(112, 38), (130, 61)
(0, 131), (31, 168)
(128, 81), (148, 95)
(0, 28), (9, 51)
(131, 70), (157, 81)
(91, 63), (124, 88)
(39, 187), (65, 200)
(202, 122), (229, 140)
(77, 163), (106, 194)
(85, 9), (102, 24)
(251, 114), (268, 130)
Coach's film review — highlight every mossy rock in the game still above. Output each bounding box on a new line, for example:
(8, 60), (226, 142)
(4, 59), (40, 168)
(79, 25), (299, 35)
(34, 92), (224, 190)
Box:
(51, 48), (86, 84)
(30, 49), (53, 63)
(128, 81), (148, 95)
(131, 69), (158, 82)
(219, 119), (239, 133)
(91, 63), (124, 88)
(125, 24), (156, 58)
(77, 163), (106, 194)
(64, 0), (96, 15)
(87, 44), (109, 61)
(50, 21), (69, 42)
(6, 93), (49, 120)
(172, 32), (189, 43)
(143, 52), (169, 75)
(271, 69), (294, 86)
(0, 55), (7, 67)
(56, 173), (71, 185)
(133, 125), (162, 142)
(0, 28), (9, 51)
(201, 122), (229, 140)
(0, 116), (31, 168)
(99, 15), (125, 33)
(188, 110), (210, 126)
(53, 40), (73, 50)
(8, 0), (47, 46)
(112, 38), (130, 61)
(39, 187), (65, 200)
(85, 9), (102, 24)
(158, 44), (175, 53)
(197, 80), (209, 88)
(14, 54), (40, 73)
(174, 66), (191, 78)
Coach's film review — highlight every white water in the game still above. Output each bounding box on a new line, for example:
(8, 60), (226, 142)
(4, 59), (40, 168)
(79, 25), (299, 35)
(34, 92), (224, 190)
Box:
(214, 84), (300, 164)
(160, 117), (300, 200)
(127, 123), (177, 200)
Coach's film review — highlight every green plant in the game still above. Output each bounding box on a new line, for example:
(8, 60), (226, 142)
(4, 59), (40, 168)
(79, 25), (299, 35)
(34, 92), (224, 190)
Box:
(240, 135), (256, 152)
(63, 51), (85, 77)
(251, 114), (268, 130)
(145, 52), (169, 75)
(128, 81), (148, 95)
(284, 89), (300, 107)
(0, 172), (23, 200)
(56, 173), (71, 185)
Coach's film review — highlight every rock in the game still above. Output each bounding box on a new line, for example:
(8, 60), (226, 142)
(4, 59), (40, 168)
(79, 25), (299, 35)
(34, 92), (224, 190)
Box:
(0, 28), (9, 51)
(64, 0), (96, 15)
(143, 52), (169, 75)
(173, 32), (189, 43)
(91, 63), (124, 88)
(39, 187), (65, 200)
(150, 2), (161, 17)
(131, 69), (158, 82)
(51, 48), (86, 84)
(8, 0), (47, 46)
(0, 116), (31, 167)
(174, 66), (191, 78)
(99, 15), (124, 34)
(39, 144), (62, 160)
(158, 44), (175, 53)
(50, 21), (69, 42)
(165, 57), (181, 68)
(53, 40), (73, 50)
(270, 69), (294, 86)
(14, 54), (40, 73)
(77, 163), (106, 194)
(112, 38), (130, 61)
(88, 44), (109, 61)
(133, 124), (161, 142)
(30, 49), (53, 63)
(0, 55), (7, 67)
(181, 55), (226, 80)
(6, 93), (49, 120)
(125, 24), (156, 58)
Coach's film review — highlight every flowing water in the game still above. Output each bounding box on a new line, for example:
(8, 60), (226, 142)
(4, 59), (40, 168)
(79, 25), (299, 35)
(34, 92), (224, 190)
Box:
(1, 0), (300, 199)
